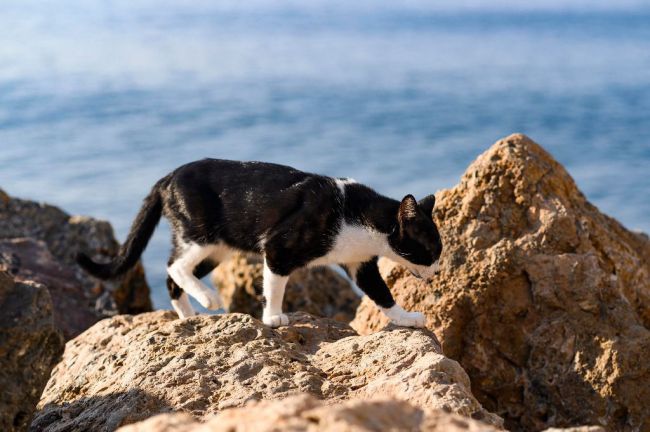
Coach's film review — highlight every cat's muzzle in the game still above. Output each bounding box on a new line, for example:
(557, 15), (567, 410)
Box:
(409, 261), (440, 282)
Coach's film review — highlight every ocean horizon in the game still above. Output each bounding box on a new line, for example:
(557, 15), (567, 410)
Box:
(1, 1), (648, 309)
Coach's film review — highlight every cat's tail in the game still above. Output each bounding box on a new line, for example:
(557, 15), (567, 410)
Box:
(77, 180), (165, 279)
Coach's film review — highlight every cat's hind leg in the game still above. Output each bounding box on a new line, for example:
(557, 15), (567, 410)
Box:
(167, 276), (196, 319)
(167, 243), (224, 310)
(167, 258), (220, 319)
(261, 258), (289, 328)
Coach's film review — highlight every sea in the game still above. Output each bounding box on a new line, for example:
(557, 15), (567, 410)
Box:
(1, 1), (648, 309)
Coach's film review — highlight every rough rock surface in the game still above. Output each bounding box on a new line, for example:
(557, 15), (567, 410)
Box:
(212, 252), (360, 322)
(352, 134), (650, 431)
(0, 271), (64, 432)
(542, 428), (605, 432)
(0, 188), (152, 338)
(117, 394), (501, 432)
(33, 311), (501, 431)
(0, 239), (103, 340)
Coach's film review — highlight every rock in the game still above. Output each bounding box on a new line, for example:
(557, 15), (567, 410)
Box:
(117, 413), (197, 432)
(0, 239), (102, 340)
(117, 394), (501, 432)
(33, 311), (501, 431)
(351, 134), (650, 431)
(543, 428), (606, 432)
(0, 271), (64, 432)
(0, 189), (152, 338)
(212, 252), (360, 322)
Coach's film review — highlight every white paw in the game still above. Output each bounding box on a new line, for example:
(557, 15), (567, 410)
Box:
(262, 313), (289, 328)
(390, 311), (426, 328)
(382, 305), (426, 328)
(196, 289), (224, 310)
(171, 302), (196, 319)
(175, 309), (196, 319)
(171, 294), (196, 319)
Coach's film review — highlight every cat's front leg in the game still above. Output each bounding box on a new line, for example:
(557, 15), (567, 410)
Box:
(347, 257), (425, 328)
(261, 258), (290, 328)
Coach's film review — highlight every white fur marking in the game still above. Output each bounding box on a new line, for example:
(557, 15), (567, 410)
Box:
(381, 304), (426, 328)
(335, 178), (357, 195)
(309, 222), (389, 267)
(303, 220), (439, 283)
(167, 242), (224, 310)
(345, 262), (361, 283)
(171, 292), (196, 319)
(406, 260), (440, 280)
(262, 258), (289, 328)
(258, 232), (268, 251)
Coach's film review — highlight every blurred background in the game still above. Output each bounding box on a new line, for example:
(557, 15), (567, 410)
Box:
(1, 0), (648, 309)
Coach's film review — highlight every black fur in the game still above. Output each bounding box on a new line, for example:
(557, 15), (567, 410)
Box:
(78, 159), (443, 309)
(77, 177), (166, 279)
(354, 257), (396, 309)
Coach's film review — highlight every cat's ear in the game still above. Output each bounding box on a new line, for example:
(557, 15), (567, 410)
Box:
(398, 194), (419, 224)
(418, 194), (436, 219)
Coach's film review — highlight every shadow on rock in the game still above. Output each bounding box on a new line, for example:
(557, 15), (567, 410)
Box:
(30, 389), (173, 432)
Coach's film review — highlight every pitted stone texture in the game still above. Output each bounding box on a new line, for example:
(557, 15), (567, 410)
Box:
(118, 394), (502, 432)
(33, 311), (500, 431)
(352, 134), (650, 431)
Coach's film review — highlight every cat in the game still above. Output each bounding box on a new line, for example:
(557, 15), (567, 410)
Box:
(78, 159), (443, 328)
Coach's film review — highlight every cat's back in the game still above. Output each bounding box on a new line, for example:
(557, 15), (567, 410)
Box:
(166, 158), (334, 201)
(161, 159), (342, 245)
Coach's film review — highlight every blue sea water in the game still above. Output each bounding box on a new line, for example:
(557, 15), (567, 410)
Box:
(1, 1), (649, 309)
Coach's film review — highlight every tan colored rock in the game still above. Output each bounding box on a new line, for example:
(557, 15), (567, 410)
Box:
(312, 327), (495, 423)
(212, 252), (360, 322)
(542, 427), (605, 432)
(0, 189), (152, 338)
(33, 311), (501, 431)
(351, 134), (650, 431)
(118, 394), (501, 432)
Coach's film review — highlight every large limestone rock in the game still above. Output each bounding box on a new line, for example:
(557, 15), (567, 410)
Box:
(352, 134), (650, 431)
(0, 271), (64, 432)
(0, 189), (152, 338)
(212, 252), (360, 322)
(33, 311), (501, 431)
(117, 394), (501, 432)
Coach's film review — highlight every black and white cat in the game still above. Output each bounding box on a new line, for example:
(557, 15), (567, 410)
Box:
(78, 159), (443, 328)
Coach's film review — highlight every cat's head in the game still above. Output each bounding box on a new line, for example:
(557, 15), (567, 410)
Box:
(388, 194), (443, 280)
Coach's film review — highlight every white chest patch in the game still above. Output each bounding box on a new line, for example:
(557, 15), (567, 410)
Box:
(309, 222), (388, 266)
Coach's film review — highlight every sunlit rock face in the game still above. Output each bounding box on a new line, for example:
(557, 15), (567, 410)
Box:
(33, 311), (501, 431)
(352, 134), (650, 431)
(117, 394), (504, 432)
